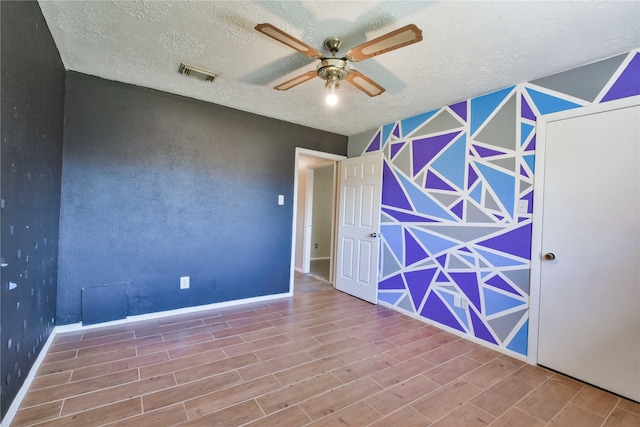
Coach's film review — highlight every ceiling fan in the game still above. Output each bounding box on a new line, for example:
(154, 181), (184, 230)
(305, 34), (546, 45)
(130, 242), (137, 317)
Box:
(255, 23), (423, 104)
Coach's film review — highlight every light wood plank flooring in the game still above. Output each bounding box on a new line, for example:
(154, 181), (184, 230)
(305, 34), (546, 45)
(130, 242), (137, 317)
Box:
(12, 273), (640, 426)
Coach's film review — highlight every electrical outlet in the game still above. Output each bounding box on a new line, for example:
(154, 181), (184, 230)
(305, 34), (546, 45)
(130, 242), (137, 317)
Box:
(180, 276), (190, 290)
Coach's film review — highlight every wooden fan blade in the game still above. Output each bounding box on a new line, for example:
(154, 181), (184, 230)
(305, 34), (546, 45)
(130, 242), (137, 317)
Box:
(274, 71), (317, 91)
(345, 70), (385, 97)
(255, 23), (323, 59)
(346, 24), (423, 62)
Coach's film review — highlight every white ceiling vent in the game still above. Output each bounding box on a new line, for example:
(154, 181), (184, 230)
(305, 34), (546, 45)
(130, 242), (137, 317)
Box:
(179, 63), (218, 82)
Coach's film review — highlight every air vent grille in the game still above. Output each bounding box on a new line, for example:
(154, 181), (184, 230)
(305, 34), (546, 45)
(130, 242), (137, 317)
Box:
(179, 63), (218, 82)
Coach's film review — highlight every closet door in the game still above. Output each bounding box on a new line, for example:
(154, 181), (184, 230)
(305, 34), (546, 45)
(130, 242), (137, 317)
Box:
(537, 102), (639, 402)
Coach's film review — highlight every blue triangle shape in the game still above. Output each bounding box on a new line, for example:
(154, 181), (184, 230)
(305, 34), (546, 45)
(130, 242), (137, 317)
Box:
(400, 109), (439, 137)
(431, 134), (467, 190)
(381, 225), (404, 264)
(411, 228), (459, 256)
(378, 291), (404, 305)
(506, 320), (528, 355)
(471, 87), (515, 135)
(523, 155), (535, 174)
(470, 182), (482, 204)
(382, 123), (395, 148)
(397, 174), (456, 221)
(520, 123), (534, 146)
(476, 248), (526, 267)
(526, 88), (582, 115)
(483, 287), (526, 316)
(475, 162), (515, 218)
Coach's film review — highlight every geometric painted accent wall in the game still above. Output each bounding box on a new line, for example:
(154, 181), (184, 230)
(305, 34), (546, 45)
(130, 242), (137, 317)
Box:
(361, 49), (639, 356)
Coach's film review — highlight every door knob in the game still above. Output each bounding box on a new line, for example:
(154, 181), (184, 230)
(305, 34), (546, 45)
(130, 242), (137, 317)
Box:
(544, 253), (556, 261)
(370, 232), (379, 238)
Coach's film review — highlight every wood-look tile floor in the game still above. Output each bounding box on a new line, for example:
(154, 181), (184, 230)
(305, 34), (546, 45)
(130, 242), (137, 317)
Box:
(13, 273), (640, 426)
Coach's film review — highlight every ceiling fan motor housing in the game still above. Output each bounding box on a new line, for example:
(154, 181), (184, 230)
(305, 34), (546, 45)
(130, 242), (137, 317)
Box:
(317, 58), (350, 84)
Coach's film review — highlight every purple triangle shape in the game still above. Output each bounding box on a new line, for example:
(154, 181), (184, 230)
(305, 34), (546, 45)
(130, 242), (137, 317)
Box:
(520, 165), (529, 178)
(382, 162), (413, 210)
(436, 254), (447, 267)
(412, 131), (461, 175)
(405, 229), (429, 266)
(486, 275), (520, 296)
(420, 292), (465, 332)
(425, 170), (456, 191)
(451, 200), (464, 219)
(473, 145), (505, 158)
(390, 142), (406, 159)
(522, 191), (533, 213)
(521, 95), (536, 121)
(436, 271), (449, 282)
(379, 274), (405, 290)
(459, 247), (472, 253)
(602, 53), (640, 102)
(469, 307), (498, 344)
(477, 223), (532, 260)
(450, 272), (481, 310)
(405, 268), (437, 310)
(393, 123), (401, 138)
(467, 165), (479, 189)
(450, 100), (467, 122)
(365, 130), (381, 153)
(525, 135), (536, 151)
(382, 207), (439, 223)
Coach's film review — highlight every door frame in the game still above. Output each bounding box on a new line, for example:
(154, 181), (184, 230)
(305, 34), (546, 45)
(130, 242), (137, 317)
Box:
(528, 95), (640, 364)
(302, 161), (337, 273)
(290, 148), (346, 293)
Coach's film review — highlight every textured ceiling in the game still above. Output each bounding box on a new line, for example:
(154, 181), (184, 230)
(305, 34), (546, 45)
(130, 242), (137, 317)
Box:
(38, 1), (640, 136)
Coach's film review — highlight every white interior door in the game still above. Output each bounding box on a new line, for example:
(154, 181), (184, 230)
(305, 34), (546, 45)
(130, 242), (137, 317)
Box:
(335, 152), (383, 303)
(537, 101), (640, 402)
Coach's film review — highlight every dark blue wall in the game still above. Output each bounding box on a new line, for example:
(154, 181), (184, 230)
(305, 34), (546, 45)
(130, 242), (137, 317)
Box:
(0, 0), (65, 419)
(57, 72), (347, 324)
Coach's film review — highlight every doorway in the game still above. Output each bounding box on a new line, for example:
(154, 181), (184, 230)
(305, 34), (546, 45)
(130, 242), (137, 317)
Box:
(308, 164), (334, 281)
(290, 148), (346, 292)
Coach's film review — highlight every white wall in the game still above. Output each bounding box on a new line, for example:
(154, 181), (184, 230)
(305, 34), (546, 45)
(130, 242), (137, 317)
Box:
(310, 165), (334, 259)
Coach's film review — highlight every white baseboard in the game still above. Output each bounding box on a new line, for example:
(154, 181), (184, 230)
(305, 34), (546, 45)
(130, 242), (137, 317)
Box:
(2, 327), (57, 427)
(56, 292), (292, 333)
(378, 300), (528, 363)
(2, 291), (293, 426)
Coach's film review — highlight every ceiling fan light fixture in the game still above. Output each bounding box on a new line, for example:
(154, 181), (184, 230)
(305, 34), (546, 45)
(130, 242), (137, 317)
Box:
(326, 81), (339, 106)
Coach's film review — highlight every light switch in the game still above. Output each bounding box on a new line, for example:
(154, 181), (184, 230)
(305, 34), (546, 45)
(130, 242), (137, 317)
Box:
(278, 195), (284, 205)
(518, 200), (529, 213)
